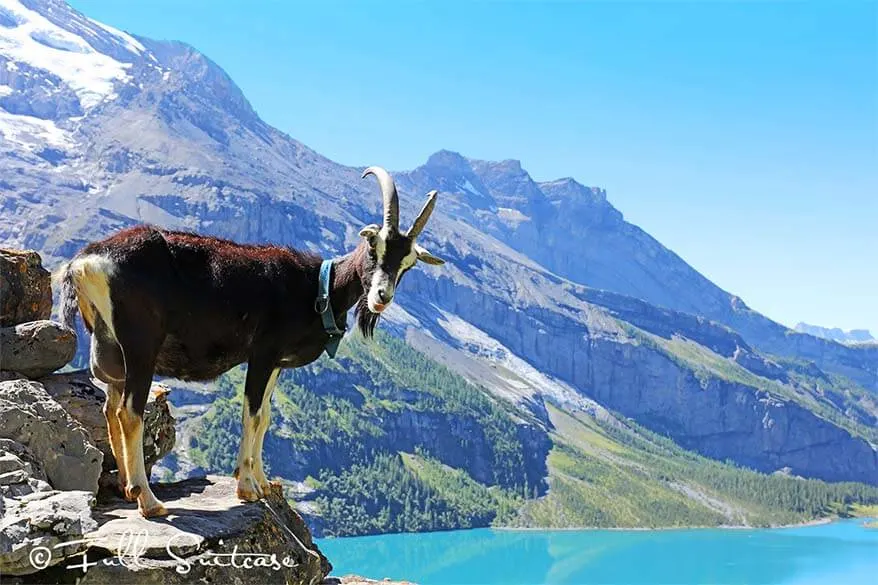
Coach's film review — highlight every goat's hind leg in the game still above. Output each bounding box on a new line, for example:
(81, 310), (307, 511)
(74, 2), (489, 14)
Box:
(234, 397), (261, 502)
(252, 368), (280, 494)
(89, 320), (129, 498)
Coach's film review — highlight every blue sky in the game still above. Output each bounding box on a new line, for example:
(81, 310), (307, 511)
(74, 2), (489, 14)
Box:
(71, 0), (877, 334)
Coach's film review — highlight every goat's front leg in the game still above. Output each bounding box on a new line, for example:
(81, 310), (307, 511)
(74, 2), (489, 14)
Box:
(118, 403), (166, 517)
(235, 360), (279, 502)
(116, 362), (167, 518)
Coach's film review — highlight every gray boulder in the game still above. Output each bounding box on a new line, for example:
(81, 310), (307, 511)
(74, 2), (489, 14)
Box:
(0, 320), (76, 379)
(0, 438), (52, 499)
(0, 376), (103, 493)
(0, 489), (97, 576)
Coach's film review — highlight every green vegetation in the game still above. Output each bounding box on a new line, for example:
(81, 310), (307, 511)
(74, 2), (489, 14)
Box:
(316, 450), (521, 536)
(515, 403), (878, 529)
(851, 503), (878, 518)
(188, 330), (543, 536)
(516, 442), (727, 528)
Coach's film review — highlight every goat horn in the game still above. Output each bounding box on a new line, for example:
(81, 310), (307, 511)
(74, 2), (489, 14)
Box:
(406, 190), (438, 239)
(362, 166), (399, 231)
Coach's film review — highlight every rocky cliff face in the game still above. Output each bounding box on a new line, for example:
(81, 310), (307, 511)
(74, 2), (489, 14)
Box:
(402, 267), (878, 486)
(1, 0), (876, 505)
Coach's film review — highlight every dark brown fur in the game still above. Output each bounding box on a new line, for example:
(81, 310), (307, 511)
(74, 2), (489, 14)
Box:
(62, 225), (378, 417)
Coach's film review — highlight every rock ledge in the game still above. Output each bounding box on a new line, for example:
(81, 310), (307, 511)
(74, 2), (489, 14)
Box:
(12, 476), (331, 584)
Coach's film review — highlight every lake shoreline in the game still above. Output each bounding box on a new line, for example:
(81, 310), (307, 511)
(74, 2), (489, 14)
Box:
(317, 515), (878, 541)
(495, 516), (837, 533)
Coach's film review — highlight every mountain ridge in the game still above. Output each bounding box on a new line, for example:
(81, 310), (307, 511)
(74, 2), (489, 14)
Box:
(795, 322), (875, 345)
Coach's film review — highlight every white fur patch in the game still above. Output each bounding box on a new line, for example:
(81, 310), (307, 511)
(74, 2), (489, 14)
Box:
(374, 231), (388, 264)
(69, 254), (118, 337)
(397, 249), (417, 281)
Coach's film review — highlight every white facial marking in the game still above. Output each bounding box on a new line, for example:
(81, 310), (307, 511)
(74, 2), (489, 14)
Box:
(396, 249), (418, 284)
(374, 235), (387, 264)
(367, 269), (391, 313)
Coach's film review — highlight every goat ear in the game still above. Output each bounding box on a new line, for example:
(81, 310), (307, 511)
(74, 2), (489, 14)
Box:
(415, 243), (444, 266)
(359, 224), (380, 239)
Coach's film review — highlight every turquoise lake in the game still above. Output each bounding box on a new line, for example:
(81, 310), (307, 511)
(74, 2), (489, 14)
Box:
(317, 519), (878, 585)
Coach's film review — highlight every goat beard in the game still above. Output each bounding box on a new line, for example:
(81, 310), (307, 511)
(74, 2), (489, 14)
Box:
(355, 295), (380, 338)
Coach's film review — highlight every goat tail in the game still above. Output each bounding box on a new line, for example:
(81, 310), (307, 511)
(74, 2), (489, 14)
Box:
(54, 261), (80, 334)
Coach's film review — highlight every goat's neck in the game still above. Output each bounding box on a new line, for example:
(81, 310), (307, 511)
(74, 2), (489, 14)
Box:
(327, 241), (367, 315)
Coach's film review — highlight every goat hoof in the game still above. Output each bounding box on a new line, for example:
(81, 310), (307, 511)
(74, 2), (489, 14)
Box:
(140, 502), (168, 518)
(124, 485), (141, 502)
(236, 486), (260, 502)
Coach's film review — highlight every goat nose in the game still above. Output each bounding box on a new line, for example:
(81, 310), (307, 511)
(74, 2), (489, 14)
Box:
(377, 289), (391, 303)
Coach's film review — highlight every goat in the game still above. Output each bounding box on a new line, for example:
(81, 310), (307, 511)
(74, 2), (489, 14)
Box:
(57, 167), (444, 518)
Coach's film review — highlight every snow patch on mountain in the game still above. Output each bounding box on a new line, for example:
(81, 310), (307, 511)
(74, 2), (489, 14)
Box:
(384, 303), (426, 329)
(435, 309), (596, 411)
(0, 107), (70, 149)
(459, 178), (479, 194)
(0, 0), (130, 109)
(498, 207), (530, 225)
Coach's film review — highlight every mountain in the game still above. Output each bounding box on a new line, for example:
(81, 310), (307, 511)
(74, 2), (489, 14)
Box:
(795, 323), (875, 346)
(3, 0), (878, 534)
(398, 151), (878, 391)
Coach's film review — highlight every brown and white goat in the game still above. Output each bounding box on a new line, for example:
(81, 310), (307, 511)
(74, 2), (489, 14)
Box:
(57, 167), (444, 517)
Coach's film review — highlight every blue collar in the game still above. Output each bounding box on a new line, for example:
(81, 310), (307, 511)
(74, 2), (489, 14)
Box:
(315, 259), (345, 358)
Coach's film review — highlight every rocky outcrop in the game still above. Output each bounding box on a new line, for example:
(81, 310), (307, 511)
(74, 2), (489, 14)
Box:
(0, 371), (105, 576)
(0, 372), (332, 582)
(0, 248), (74, 379)
(40, 476), (330, 585)
(0, 249), (52, 327)
(3, 477), (333, 584)
(0, 438), (52, 499)
(0, 375), (104, 493)
(0, 321), (77, 378)
(1, 489), (98, 576)
(39, 372), (176, 492)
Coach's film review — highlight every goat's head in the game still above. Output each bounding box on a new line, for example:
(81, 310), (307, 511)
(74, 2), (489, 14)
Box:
(357, 166), (444, 325)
